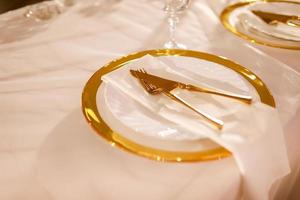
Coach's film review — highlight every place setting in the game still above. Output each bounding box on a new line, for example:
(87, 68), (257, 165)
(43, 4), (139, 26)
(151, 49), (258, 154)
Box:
(82, 49), (294, 199)
(78, 1), (300, 199)
(217, 0), (300, 50)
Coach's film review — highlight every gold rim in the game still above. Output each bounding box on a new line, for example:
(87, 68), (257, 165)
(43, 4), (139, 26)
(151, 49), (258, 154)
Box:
(81, 49), (275, 162)
(220, 0), (300, 50)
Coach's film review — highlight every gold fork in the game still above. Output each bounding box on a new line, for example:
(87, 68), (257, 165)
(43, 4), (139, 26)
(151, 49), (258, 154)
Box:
(133, 69), (224, 130)
(130, 69), (252, 104)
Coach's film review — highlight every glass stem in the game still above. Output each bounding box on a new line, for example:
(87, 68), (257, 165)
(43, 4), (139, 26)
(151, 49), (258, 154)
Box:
(168, 12), (179, 44)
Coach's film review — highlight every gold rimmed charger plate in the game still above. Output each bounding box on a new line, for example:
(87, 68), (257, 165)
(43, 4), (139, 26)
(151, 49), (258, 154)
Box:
(81, 49), (275, 162)
(220, 0), (300, 50)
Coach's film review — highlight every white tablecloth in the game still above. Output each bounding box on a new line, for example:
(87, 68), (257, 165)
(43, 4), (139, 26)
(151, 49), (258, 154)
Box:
(0, 0), (299, 199)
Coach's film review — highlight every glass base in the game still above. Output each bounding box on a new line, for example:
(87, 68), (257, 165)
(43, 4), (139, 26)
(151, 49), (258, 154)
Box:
(164, 40), (186, 49)
(24, 1), (63, 21)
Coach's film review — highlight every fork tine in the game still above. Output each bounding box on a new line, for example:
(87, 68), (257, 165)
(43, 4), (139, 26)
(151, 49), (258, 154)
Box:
(134, 68), (144, 79)
(136, 68), (147, 75)
(131, 68), (142, 79)
(141, 68), (147, 74)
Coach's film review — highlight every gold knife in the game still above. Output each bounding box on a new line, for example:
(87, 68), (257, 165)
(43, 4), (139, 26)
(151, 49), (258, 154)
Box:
(252, 10), (300, 28)
(130, 69), (252, 104)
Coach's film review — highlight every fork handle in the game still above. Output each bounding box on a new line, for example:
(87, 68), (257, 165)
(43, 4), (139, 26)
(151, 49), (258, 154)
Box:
(184, 84), (252, 104)
(163, 91), (224, 130)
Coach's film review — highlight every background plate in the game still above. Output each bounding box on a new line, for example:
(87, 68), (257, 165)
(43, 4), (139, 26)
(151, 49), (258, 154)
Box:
(220, 0), (300, 50)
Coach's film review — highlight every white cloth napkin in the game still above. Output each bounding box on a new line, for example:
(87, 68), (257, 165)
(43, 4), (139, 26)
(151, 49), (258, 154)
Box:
(102, 55), (290, 200)
(102, 55), (259, 121)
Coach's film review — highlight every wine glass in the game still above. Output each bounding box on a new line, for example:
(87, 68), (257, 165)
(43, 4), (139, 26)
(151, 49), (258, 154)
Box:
(164, 0), (191, 49)
(24, 0), (75, 21)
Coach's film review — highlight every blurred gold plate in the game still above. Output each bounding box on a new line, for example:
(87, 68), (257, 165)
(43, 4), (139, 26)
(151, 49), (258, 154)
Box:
(81, 49), (275, 162)
(220, 0), (300, 50)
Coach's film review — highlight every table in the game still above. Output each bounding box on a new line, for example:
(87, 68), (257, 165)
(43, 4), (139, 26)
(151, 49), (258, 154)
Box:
(0, 0), (299, 199)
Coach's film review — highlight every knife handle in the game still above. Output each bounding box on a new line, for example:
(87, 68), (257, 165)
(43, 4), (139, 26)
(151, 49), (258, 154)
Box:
(184, 84), (252, 104)
(163, 91), (224, 130)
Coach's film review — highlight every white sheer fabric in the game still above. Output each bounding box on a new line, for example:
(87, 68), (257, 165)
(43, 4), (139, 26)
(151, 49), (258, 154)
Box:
(0, 0), (300, 199)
